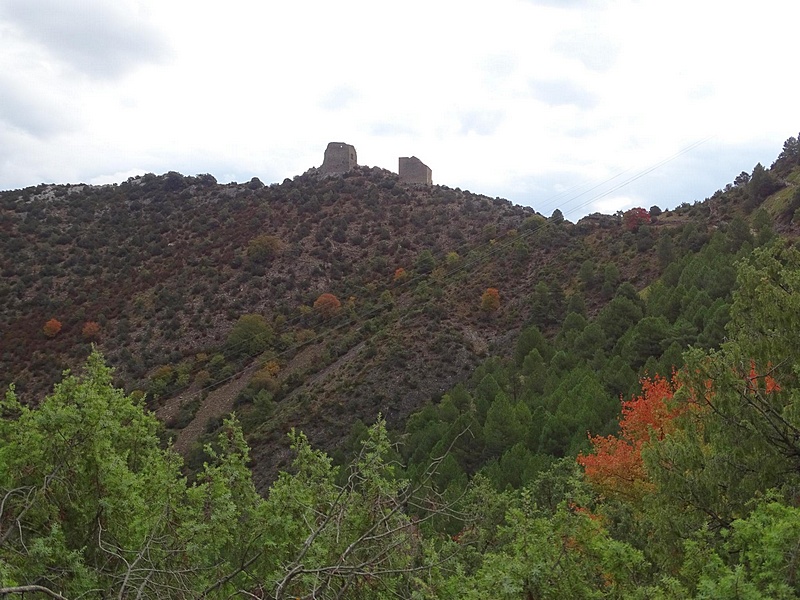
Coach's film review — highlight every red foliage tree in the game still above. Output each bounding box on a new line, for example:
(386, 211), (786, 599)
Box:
(43, 318), (62, 338)
(81, 321), (101, 340)
(393, 267), (408, 282)
(481, 287), (501, 313)
(746, 360), (781, 395)
(314, 293), (341, 319)
(578, 374), (683, 500)
(622, 207), (651, 232)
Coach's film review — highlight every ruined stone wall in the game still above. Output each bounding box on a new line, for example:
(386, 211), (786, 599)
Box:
(321, 142), (357, 175)
(398, 156), (432, 185)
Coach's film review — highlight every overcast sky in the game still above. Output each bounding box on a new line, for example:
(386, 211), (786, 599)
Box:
(1, 0), (797, 220)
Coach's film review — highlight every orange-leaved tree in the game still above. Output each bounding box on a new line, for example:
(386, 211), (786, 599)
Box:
(745, 359), (781, 395)
(314, 293), (341, 319)
(578, 374), (684, 501)
(481, 287), (501, 313)
(43, 318), (62, 338)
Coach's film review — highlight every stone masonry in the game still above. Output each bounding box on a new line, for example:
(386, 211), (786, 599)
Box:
(398, 156), (432, 185)
(320, 142), (357, 175)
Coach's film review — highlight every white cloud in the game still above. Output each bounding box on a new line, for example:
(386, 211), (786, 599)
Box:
(590, 194), (638, 216)
(552, 28), (618, 72)
(528, 78), (597, 108)
(320, 86), (361, 111)
(0, 75), (76, 137)
(0, 0), (170, 79)
(89, 169), (147, 185)
(0, 0), (797, 217)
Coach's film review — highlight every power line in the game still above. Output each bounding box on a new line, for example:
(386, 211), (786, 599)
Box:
(160, 137), (714, 411)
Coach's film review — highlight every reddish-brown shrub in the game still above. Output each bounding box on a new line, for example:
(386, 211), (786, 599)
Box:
(481, 287), (501, 312)
(622, 207), (651, 232)
(82, 321), (101, 339)
(314, 293), (341, 319)
(43, 318), (62, 338)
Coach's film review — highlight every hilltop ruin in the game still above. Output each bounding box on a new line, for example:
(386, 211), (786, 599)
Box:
(398, 156), (432, 185)
(319, 143), (432, 185)
(320, 142), (358, 175)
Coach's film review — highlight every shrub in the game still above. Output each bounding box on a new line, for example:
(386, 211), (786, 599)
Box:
(225, 314), (273, 359)
(622, 208), (651, 232)
(246, 234), (284, 264)
(250, 362), (280, 393)
(481, 288), (501, 313)
(314, 293), (341, 319)
(81, 321), (101, 340)
(414, 250), (435, 274)
(43, 318), (62, 338)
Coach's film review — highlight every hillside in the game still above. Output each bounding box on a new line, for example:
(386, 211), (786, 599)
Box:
(4, 136), (800, 599)
(2, 141), (799, 484)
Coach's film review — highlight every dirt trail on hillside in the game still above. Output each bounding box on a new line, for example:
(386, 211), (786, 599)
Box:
(158, 362), (259, 455)
(155, 331), (366, 460)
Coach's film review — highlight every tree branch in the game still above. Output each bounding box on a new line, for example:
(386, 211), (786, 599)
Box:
(0, 585), (70, 600)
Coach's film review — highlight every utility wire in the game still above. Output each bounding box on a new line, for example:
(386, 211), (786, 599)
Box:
(160, 136), (715, 407)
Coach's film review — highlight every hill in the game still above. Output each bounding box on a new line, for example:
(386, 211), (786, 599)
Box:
(4, 135), (800, 598)
(2, 139), (799, 485)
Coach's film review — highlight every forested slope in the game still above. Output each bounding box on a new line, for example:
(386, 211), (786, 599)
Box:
(0, 163), (669, 478)
(3, 239), (800, 599)
(2, 134), (800, 598)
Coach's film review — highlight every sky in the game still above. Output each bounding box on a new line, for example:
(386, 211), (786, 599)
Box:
(1, 0), (797, 221)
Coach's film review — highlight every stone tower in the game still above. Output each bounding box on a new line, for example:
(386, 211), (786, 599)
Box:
(321, 142), (357, 175)
(398, 156), (432, 185)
